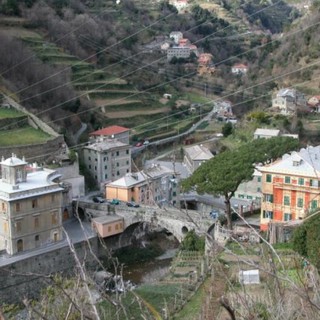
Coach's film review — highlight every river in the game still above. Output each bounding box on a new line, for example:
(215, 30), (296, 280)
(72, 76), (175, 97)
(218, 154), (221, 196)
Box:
(121, 248), (179, 284)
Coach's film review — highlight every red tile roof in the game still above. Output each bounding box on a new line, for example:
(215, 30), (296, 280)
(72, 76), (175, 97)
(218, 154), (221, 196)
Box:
(90, 125), (130, 136)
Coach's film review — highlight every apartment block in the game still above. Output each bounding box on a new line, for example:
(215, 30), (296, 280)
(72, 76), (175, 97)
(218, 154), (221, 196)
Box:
(259, 145), (320, 231)
(0, 155), (63, 255)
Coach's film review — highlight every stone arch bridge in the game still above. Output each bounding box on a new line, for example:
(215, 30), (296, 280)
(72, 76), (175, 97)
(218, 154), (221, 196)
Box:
(75, 201), (213, 242)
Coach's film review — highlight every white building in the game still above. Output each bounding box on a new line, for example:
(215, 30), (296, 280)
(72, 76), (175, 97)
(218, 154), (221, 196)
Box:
(184, 145), (214, 174)
(167, 46), (191, 61)
(169, 31), (183, 44)
(272, 88), (306, 115)
(254, 128), (280, 139)
(83, 138), (131, 188)
(0, 155), (63, 255)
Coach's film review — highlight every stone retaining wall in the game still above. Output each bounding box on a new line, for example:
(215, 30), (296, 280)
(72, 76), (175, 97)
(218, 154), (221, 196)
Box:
(0, 237), (100, 305)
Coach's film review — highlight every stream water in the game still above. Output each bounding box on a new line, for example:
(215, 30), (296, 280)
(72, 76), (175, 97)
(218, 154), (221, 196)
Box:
(121, 248), (178, 284)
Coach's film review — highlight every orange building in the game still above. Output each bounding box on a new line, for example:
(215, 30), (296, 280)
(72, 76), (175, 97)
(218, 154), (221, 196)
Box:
(105, 164), (179, 207)
(259, 146), (320, 231)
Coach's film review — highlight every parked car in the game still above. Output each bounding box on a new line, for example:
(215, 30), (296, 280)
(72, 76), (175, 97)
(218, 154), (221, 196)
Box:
(135, 141), (144, 147)
(126, 201), (140, 208)
(93, 196), (105, 203)
(109, 199), (120, 205)
(143, 140), (150, 146)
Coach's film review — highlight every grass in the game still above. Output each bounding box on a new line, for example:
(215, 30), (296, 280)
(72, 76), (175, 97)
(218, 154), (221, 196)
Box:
(0, 108), (24, 119)
(0, 126), (51, 146)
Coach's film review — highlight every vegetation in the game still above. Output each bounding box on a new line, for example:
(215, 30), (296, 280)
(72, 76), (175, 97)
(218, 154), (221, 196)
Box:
(292, 212), (320, 269)
(182, 137), (299, 229)
(180, 230), (205, 253)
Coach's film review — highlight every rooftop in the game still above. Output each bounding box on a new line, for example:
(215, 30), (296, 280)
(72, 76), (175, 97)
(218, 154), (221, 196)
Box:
(85, 138), (129, 151)
(254, 128), (280, 137)
(184, 145), (214, 161)
(90, 125), (130, 136)
(259, 145), (320, 177)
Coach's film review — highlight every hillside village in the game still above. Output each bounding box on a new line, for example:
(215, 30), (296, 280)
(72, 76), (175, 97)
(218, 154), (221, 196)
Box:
(1, 0), (320, 318)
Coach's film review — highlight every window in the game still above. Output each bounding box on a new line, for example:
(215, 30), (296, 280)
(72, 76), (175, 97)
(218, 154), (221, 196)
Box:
(88, 156), (91, 161)
(263, 210), (273, 219)
(95, 158), (97, 162)
(15, 220), (22, 232)
(15, 203), (20, 212)
(284, 196), (290, 206)
(94, 166), (97, 170)
(104, 157), (107, 162)
(108, 226), (112, 232)
(265, 194), (273, 203)
(311, 200), (318, 210)
(247, 195), (253, 200)
(173, 191), (177, 197)
(35, 235), (40, 241)
(257, 187), (261, 192)
(104, 165), (107, 170)
(116, 151), (119, 156)
(126, 161), (129, 165)
(117, 162), (119, 167)
(117, 171), (120, 176)
(310, 179), (319, 187)
(34, 217), (39, 229)
(297, 198), (303, 208)
(32, 199), (37, 208)
(266, 174), (272, 183)
(285, 176), (291, 184)
(105, 174), (108, 179)
(298, 178), (304, 186)
(51, 212), (58, 225)
(3, 221), (8, 233)
(284, 213), (292, 221)
(89, 165), (91, 169)
(126, 150), (129, 155)
(257, 177), (261, 183)
(115, 224), (119, 230)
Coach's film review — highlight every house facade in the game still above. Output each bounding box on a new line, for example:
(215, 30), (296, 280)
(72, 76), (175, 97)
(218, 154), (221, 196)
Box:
(271, 88), (306, 115)
(105, 164), (179, 207)
(231, 63), (248, 75)
(259, 145), (320, 231)
(184, 145), (214, 174)
(167, 46), (191, 61)
(307, 95), (320, 112)
(254, 128), (280, 139)
(170, 31), (183, 44)
(83, 138), (131, 188)
(0, 155), (63, 255)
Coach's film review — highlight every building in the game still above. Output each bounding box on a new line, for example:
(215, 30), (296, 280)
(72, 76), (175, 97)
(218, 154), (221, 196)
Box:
(184, 145), (214, 174)
(0, 155), (63, 255)
(92, 215), (124, 238)
(307, 95), (320, 113)
(235, 169), (262, 205)
(170, 0), (188, 12)
(254, 128), (299, 140)
(105, 164), (179, 207)
(167, 46), (191, 61)
(259, 145), (320, 231)
(198, 53), (213, 66)
(83, 138), (131, 188)
(89, 126), (130, 144)
(169, 31), (183, 44)
(254, 128), (280, 139)
(231, 63), (248, 75)
(271, 88), (306, 115)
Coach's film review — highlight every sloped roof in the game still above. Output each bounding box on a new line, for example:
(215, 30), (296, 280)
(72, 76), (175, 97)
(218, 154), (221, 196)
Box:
(90, 126), (129, 136)
(106, 165), (174, 188)
(259, 145), (320, 177)
(184, 145), (213, 161)
(254, 128), (280, 137)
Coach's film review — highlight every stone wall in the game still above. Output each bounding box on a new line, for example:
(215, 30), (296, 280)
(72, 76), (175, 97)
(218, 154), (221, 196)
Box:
(0, 135), (65, 163)
(0, 238), (100, 305)
(0, 116), (28, 131)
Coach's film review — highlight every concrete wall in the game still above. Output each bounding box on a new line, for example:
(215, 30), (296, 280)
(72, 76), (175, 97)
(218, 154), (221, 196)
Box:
(0, 237), (100, 305)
